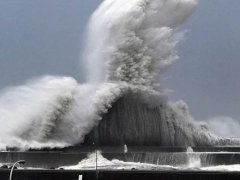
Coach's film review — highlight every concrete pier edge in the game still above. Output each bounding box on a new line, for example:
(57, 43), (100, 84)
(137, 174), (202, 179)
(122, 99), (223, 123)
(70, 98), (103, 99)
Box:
(0, 169), (240, 180)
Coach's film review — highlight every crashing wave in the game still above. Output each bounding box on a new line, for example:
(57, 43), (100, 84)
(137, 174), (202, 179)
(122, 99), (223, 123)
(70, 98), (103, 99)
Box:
(0, 0), (239, 150)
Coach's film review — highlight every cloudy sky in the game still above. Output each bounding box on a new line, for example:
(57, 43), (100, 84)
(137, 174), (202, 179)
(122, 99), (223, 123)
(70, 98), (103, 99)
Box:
(0, 0), (239, 123)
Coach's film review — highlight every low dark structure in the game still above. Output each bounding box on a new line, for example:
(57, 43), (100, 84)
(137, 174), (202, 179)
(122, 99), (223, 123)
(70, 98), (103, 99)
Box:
(1, 147), (240, 168)
(0, 170), (240, 180)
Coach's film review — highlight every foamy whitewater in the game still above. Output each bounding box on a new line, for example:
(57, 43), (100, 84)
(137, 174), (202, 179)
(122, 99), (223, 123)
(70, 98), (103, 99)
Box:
(0, 0), (239, 150)
(61, 151), (240, 172)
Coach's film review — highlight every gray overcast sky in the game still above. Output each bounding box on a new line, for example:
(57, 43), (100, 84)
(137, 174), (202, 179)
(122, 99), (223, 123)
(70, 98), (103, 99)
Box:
(0, 0), (239, 121)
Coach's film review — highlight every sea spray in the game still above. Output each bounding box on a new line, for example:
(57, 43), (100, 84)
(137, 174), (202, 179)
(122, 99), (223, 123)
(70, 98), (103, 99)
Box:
(186, 147), (201, 168)
(0, 0), (239, 149)
(61, 151), (240, 171)
(0, 0), (199, 149)
(62, 151), (179, 170)
(84, 0), (198, 91)
(0, 76), (127, 149)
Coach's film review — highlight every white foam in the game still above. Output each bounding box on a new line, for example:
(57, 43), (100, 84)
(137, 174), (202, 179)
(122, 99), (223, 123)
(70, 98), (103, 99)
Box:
(0, 76), (127, 150)
(201, 165), (240, 172)
(62, 151), (179, 171)
(84, 0), (197, 93)
(61, 151), (240, 172)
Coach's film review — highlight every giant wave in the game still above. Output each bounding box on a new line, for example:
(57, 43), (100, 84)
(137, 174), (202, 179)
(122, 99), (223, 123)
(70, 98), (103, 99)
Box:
(0, 0), (239, 150)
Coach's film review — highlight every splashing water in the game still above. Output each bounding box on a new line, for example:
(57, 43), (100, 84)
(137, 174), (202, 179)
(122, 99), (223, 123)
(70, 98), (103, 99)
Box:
(84, 0), (197, 91)
(0, 77), (127, 149)
(0, 0), (239, 150)
(62, 151), (179, 171)
(62, 151), (240, 172)
(186, 147), (201, 168)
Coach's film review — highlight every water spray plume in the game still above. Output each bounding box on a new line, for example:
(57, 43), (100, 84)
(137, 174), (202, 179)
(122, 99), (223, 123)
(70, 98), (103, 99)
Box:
(0, 0), (239, 150)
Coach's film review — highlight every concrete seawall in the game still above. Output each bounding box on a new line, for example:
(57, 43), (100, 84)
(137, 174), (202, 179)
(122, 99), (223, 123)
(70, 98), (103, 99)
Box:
(0, 170), (240, 180)
(1, 148), (240, 168)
